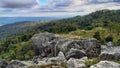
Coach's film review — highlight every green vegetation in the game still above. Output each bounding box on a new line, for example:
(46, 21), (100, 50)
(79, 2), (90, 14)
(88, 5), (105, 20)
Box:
(116, 60), (120, 64)
(37, 9), (120, 33)
(105, 36), (113, 42)
(84, 58), (100, 68)
(93, 31), (102, 42)
(28, 62), (67, 68)
(28, 65), (52, 68)
(45, 23), (77, 33)
(0, 31), (37, 60)
(68, 27), (120, 43)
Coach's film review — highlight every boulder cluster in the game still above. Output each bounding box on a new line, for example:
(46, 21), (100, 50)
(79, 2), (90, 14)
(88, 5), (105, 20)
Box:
(32, 33), (101, 59)
(1, 33), (120, 68)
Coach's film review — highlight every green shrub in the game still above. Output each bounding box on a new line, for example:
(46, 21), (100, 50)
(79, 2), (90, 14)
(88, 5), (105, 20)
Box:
(84, 58), (100, 68)
(116, 39), (120, 46)
(93, 31), (101, 41)
(46, 23), (77, 33)
(105, 36), (113, 42)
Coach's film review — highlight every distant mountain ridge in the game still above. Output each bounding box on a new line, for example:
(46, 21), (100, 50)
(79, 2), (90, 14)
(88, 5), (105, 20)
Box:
(0, 17), (65, 25)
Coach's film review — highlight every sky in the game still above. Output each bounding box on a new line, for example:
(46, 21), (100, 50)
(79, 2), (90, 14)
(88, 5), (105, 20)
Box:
(0, 0), (119, 17)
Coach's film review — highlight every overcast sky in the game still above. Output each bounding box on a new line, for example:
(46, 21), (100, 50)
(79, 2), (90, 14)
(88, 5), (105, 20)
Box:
(0, 0), (119, 17)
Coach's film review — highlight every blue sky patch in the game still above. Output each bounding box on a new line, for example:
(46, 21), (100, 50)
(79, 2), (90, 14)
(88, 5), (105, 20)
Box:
(39, 0), (47, 4)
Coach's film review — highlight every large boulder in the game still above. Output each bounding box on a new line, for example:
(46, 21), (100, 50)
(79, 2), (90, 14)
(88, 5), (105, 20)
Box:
(32, 33), (69, 57)
(7, 60), (26, 68)
(67, 58), (86, 68)
(90, 61), (120, 68)
(32, 33), (101, 59)
(0, 59), (8, 68)
(100, 46), (120, 60)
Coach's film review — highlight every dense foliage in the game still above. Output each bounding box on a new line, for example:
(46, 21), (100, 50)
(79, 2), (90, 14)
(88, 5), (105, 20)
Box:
(0, 31), (39, 60)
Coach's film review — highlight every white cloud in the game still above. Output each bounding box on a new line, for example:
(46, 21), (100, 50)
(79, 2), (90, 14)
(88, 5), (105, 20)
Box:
(0, 0), (119, 17)
(0, 0), (38, 8)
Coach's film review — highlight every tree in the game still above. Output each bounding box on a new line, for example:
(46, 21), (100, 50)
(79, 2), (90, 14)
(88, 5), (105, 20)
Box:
(93, 31), (101, 41)
(108, 22), (113, 36)
(112, 23), (120, 36)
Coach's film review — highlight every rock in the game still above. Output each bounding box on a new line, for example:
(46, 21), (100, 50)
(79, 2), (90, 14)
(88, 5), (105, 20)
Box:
(57, 51), (67, 62)
(32, 33), (101, 59)
(106, 42), (114, 46)
(32, 33), (55, 57)
(0, 59), (8, 68)
(101, 45), (107, 51)
(79, 57), (88, 63)
(7, 60), (26, 68)
(66, 48), (86, 60)
(31, 51), (66, 66)
(100, 46), (120, 60)
(67, 58), (86, 68)
(61, 38), (101, 58)
(90, 61), (120, 68)
(46, 51), (66, 64)
(81, 38), (101, 58)
(32, 33), (69, 57)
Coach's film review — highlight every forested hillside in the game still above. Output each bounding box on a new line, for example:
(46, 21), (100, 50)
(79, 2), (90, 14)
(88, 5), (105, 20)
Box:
(0, 9), (120, 39)
(38, 9), (120, 33)
(0, 9), (120, 60)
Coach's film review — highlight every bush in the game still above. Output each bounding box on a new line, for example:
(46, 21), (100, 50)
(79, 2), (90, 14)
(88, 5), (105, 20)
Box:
(116, 39), (120, 46)
(105, 36), (113, 42)
(93, 31), (101, 41)
(84, 58), (100, 68)
(46, 23), (77, 33)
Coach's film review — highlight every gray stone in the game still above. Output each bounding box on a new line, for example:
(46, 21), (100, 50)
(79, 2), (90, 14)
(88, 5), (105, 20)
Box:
(100, 46), (120, 60)
(46, 51), (66, 64)
(90, 61), (120, 68)
(0, 59), (8, 68)
(32, 33), (101, 59)
(31, 51), (67, 66)
(80, 38), (101, 58)
(79, 57), (88, 63)
(67, 58), (86, 68)
(106, 42), (114, 46)
(66, 48), (86, 60)
(7, 60), (26, 68)
(57, 51), (67, 62)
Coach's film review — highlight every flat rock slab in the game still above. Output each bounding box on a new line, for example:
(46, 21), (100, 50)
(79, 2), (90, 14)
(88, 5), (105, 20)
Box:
(90, 61), (120, 68)
(100, 46), (120, 60)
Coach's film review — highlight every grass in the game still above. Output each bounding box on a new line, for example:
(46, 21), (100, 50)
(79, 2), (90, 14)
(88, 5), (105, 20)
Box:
(84, 57), (100, 68)
(57, 27), (120, 43)
(115, 60), (120, 64)
(28, 65), (52, 68)
(28, 62), (67, 68)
